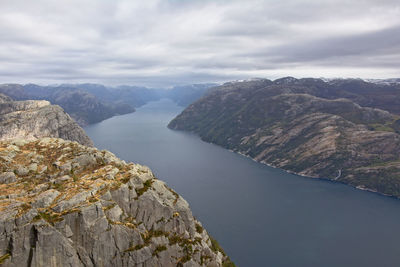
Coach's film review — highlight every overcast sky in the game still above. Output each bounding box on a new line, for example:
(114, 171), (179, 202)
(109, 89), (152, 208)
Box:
(0, 0), (399, 87)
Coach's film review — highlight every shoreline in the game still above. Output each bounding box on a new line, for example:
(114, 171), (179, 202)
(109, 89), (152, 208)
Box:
(219, 141), (398, 200)
(167, 125), (399, 201)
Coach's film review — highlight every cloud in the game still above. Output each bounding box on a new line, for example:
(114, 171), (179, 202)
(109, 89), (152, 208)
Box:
(0, 0), (399, 87)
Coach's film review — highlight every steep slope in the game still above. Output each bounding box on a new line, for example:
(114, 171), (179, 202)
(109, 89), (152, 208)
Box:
(0, 82), (219, 126)
(0, 94), (12, 103)
(68, 83), (217, 108)
(169, 79), (400, 197)
(0, 95), (93, 147)
(256, 77), (400, 115)
(165, 84), (218, 107)
(0, 138), (233, 266)
(51, 90), (134, 126)
(0, 84), (135, 126)
(62, 84), (161, 108)
(194, 77), (400, 116)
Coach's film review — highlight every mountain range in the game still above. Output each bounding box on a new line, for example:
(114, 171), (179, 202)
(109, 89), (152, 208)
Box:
(0, 93), (93, 146)
(169, 77), (400, 197)
(0, 93), (233, 266)
(0, 83), (216, 126)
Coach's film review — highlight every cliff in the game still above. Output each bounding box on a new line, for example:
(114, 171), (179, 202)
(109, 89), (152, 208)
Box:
(49, 89), (135, 127)
(0, 138), (233, 266)
(0, 94), (93, 147)
(169, 78), (400, 197)
(0, 84), (136, 126)
(0, 82), (217, 126)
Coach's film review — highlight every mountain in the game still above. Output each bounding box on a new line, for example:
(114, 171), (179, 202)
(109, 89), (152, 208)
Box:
(0, 94), (93, 146)
(0, 138), (233, 266)
(168, 78), (400, 197)
(61, 83), (161, 108)
(165, 84), (218, 107)
(0, 93), (233, 266)
(0, 82), (216, 126)
(262, 77), (400, 115)
(366, 78), (400, 85)
(50, 89), (134, 126)
(64, 83), (218, 108)
(0, 84), (136, 126)
(0, 94), (12, 103)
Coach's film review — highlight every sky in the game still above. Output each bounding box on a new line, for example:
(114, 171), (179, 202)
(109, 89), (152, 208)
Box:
(0, 0), (399, 87)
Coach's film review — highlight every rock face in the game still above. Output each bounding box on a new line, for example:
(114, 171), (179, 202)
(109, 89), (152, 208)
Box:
(0, 138), (233, 266)
(49, 89), (135, 127)
(0, 84), (136, 126)
(0, 94), (12, 103)
(169, 78), (400, 197)
(165, 84), (218, 107)
(0, 94), (93, 147)
(0, 82), (218, 125)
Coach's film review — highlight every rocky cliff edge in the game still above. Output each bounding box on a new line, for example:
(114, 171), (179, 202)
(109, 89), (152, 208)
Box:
(0, 94), (93, 147)
(0, 138), (233, 266)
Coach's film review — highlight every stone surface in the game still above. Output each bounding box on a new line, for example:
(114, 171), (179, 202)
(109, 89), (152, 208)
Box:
(0, 85), (136, 126)
(0, 172), (16, 184)
(0, 94), (93, 147)
(0, 138), (233, 266)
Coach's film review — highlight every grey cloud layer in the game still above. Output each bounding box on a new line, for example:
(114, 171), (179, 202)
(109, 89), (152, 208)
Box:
(0, 0), (399, 86)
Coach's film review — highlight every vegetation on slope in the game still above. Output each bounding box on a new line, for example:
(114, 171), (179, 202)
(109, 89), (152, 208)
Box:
(169, 77), (400, 197)
(0, 138), (232, 266)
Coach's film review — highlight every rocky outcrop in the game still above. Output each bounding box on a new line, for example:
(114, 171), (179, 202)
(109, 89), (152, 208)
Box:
(0, 82), (218, 125)
(0, 95), (93, 147)
(49, 89), (135, 127)
(0, 84), (136, 126)
(0, 138), (233, 266)
(0, 94), (12, 103)
(169, 78), (400, 197)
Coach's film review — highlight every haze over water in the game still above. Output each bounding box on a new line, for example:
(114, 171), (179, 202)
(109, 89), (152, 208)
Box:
(85, 99), (400, 267)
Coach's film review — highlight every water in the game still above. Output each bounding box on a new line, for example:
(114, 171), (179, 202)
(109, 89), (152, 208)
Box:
(85, 99), (400, 267)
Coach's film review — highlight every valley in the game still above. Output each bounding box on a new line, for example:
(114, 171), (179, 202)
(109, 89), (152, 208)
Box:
(169, 78), (400, 197)
(86, 99), (400, 267)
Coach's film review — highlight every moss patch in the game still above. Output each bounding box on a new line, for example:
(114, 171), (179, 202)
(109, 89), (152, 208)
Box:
(0, 253), (10, 264)
(135, 179), (154, 198)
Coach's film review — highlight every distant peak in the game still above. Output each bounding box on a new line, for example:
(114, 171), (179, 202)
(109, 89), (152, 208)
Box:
(273, 77), (298, 84)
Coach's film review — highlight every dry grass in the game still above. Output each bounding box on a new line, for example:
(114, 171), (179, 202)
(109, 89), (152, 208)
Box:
(0, 139), (153, 219)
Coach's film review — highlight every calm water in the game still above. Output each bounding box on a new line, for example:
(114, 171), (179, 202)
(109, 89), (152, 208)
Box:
(85, 99), (400, 267)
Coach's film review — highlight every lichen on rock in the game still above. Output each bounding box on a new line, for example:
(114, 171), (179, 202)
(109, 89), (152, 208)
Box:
(0, 138), (233, 267)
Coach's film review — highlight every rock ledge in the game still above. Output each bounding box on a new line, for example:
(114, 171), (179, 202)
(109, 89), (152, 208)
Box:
(0, 138), (233, 267)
